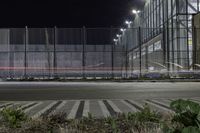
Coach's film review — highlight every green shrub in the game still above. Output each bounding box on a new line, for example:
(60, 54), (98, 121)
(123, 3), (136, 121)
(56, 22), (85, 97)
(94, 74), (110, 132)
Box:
(44, 112), (68, 133)
(18, 119), (49, 133)
(134, 104), (161, 123)
(0, 108), (28, 128)
(182, 126), (200, 133)
(163, 99), (200, 133)
(105, 116), (119, 133)
(170, 99), (200, 127)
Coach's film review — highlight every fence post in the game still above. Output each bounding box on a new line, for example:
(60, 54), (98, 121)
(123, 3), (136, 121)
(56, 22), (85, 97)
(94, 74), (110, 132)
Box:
(8, 29), (11, 79)
(192, 26), (197, 70)
(54, 27), (57, 78)
(45, 28), (51, 79)
(125, 32), (128, 79)
(186, 0), (190, 71)
(110, 27), (114, 79)
(138, 27), (142, 78)
(24, 26), (28, 79)
(82, 27), (86, 79)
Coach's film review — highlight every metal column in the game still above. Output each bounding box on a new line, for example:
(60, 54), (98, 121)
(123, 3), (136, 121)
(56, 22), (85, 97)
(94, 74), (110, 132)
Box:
(138, 27), (142, 78)
(24, 26), (28, 79)
(54, 27), (57, 78)
(82, 27), (86, 79)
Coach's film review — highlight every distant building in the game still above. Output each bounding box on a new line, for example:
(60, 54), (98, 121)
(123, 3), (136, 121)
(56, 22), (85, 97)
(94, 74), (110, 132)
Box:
(120, 0), (200, 73)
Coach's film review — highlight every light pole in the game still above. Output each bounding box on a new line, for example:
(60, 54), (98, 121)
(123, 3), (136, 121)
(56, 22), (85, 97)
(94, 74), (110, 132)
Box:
(116, 34), (122, 43)
(132, 9), (141, 26)
(120, 28), (126, 35)
(131, 9), (141, 77)
(113, 39), (118, 45)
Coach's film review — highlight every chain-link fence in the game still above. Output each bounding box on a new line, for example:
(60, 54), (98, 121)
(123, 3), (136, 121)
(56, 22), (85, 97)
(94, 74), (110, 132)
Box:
(0, 28), (126, 79)
(0, 27), (199, 79)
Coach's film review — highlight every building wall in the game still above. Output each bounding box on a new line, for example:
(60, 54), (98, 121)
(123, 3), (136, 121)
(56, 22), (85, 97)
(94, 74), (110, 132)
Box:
(122, 0), (200, 74)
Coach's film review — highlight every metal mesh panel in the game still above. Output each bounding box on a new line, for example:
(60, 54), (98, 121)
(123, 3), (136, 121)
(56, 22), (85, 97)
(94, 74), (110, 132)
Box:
(0, 27), (199, 79)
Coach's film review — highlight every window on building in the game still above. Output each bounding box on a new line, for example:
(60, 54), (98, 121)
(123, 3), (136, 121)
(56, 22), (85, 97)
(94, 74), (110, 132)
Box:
(148, 44), (154, 53)
(154, 40), (162, 51)
(142, 48), (146, 55)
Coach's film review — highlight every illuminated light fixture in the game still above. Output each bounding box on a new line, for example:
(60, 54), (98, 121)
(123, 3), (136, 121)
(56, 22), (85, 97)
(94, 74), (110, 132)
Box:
(125, 20), (132, 25)
(113, 39), (118, 42)
(132, 9), (140, 14)
(125, 20), (132, 28)
(120, 28), (126, 32)
(116, 34), (121, 38)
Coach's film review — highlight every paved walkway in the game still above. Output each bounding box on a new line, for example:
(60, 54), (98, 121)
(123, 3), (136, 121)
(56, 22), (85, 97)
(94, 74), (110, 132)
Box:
(1, 97), (200, 119)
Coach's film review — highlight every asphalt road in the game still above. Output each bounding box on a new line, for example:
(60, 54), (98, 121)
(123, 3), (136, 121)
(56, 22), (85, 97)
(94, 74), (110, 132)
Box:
(0, 82), (200, 101)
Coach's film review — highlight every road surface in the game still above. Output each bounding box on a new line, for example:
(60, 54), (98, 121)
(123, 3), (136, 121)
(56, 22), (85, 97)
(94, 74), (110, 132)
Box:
(0, 82), (199, 101)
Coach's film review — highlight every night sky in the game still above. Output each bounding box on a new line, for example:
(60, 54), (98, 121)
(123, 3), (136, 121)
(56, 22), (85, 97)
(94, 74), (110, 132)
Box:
(0, 0), (145, 28)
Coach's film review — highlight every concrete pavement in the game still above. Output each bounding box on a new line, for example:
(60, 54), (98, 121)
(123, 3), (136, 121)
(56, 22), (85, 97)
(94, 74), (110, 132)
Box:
(0, 82), (200, 101)
(0, 98), (200, 118)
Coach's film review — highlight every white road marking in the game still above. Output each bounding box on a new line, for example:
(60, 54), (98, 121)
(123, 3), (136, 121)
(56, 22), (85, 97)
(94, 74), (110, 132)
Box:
(82, 100), (90, 117)
(98, 100), (110, 117)
(19, 102), (36, 110)
(56, 101), (67, 111)
(24, 102), (43, 113)
(32, 101), (58, 118)
(121, 100), (137, 112)
(1, 98), (198, 118)
(48, 101), (66, 115)
(67, 101), (80, 119)
(0, 103), (14, 111)
(145, 100), (173, 113)
(193, 97), (200, 101)
(107, 100), (122, 113)
(128, 100), (143, 110)
(190, 99), (200, 104)
(0, 102), (11, 107)
(151, 100), (171, 108)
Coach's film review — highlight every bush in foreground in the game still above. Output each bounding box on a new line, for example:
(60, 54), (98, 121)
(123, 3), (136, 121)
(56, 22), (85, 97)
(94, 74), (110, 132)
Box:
(0, 108), (28, 128)
(66, 105), (161, 133)
(163, 99), (200, 133)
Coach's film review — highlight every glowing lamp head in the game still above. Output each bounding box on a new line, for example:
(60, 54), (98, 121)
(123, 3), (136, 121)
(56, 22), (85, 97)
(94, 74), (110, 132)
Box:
(132, 9), (140, 14)
(113, 39), (118, 42)
(125, 20), (132, 25)
(116, 34), (121, 38)
(120, 28), (126, 32)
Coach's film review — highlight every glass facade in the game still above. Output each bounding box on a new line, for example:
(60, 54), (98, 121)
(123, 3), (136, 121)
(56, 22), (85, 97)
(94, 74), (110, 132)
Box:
(120, 0), (200, 77)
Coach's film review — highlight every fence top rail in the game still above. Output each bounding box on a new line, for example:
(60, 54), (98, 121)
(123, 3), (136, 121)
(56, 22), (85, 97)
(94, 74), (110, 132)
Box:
(0, 27), (198, 30)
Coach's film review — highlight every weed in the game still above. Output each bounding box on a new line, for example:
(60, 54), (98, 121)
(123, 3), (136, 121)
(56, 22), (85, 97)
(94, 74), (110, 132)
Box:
(0, 108), (28, 128)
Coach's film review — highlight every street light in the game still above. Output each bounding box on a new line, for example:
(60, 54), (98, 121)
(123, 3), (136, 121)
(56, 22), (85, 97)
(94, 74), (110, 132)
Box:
(113, 38), (118, 45)
(116, 34), (122, 44)
(120, 28), (126, 32)
(120, 28), (126, 35)
(125, 20), (132, 28)
(125, 20), (132, 25)
(113, 39), (118, 42)
(132, 9), (140, 14)
(116, 34), (121, 38)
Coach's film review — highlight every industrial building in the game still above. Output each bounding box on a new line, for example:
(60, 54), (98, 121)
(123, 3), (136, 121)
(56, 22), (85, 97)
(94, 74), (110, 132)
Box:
(119, 0), (200, 77)
(0, 0), (200, 79)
